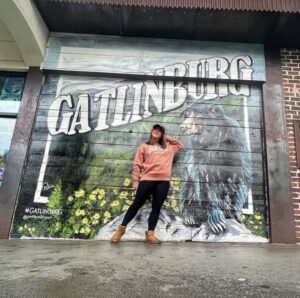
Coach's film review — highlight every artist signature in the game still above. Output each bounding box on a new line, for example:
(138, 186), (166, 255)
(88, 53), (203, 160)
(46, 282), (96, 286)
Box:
(43, 182), (54, 191)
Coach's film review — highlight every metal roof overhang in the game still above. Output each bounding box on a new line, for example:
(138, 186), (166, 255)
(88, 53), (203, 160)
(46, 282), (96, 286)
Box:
(34, 0), (300, 47)
(39, 0), (300, 13)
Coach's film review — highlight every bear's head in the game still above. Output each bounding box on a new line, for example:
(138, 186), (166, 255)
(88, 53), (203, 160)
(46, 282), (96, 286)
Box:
(180, 101), (225, 136)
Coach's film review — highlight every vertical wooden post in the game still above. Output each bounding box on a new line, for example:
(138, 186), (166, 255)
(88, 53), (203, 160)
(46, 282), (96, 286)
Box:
(263, 48), (296, 243)
(0, 67), (43, 239)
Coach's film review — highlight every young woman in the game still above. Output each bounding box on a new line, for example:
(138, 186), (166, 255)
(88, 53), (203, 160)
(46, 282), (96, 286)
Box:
(111, 124), (183, 244)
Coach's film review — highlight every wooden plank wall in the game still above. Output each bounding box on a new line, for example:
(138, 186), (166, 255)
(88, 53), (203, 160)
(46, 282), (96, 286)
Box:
(10, 34), (267, 240)
(42, 33), (266, 81)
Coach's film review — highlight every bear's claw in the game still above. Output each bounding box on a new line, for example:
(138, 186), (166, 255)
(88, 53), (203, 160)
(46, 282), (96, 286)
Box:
(207, 210), (227, 234)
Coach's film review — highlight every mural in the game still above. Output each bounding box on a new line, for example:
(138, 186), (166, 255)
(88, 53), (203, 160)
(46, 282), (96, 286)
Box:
(10, 36), (268, 241)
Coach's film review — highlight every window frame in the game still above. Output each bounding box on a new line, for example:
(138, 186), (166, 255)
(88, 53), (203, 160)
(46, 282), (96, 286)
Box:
(0, 72), (27, 187)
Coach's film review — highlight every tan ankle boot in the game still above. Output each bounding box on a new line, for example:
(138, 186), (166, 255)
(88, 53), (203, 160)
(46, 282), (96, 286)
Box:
(145, 230), (161, 244)
(111, 225), (126, 243)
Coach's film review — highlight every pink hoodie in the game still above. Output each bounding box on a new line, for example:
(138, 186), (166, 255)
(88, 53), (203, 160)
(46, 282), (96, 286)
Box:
(132, 135), (183, 188)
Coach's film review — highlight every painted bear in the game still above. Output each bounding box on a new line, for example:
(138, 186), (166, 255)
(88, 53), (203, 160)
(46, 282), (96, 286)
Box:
(179, 100), (252, 234)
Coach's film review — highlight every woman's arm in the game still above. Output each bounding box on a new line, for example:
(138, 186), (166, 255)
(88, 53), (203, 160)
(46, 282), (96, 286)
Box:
(165, 135), (184, 153)
(132, 145), (145, 189)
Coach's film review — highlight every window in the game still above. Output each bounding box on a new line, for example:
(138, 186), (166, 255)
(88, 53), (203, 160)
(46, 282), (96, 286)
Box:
(0, 73), (26, 187)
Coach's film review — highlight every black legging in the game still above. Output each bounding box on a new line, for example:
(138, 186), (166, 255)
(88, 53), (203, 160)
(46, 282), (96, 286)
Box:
(121, 180), (170, 230)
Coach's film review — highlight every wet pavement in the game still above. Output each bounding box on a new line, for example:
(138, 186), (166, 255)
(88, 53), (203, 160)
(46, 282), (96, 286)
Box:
(0, 240), (299, 298)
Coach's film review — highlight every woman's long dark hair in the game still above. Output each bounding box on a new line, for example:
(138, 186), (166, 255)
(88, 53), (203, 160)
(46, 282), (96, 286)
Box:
(146, 129), (167, 149)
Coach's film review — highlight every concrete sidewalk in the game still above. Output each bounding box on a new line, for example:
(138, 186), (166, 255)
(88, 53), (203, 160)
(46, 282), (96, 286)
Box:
(0, 240), (299, 298)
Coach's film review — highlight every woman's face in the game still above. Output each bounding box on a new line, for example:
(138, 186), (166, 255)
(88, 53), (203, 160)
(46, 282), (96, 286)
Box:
(151, 128), (162, 139)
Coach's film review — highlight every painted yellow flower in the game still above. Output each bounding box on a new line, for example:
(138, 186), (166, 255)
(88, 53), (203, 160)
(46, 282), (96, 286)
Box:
(119, 191), (128, 200)
(92, 219), (99, 225)
(89, 194), (96, 201)
(74, 189), (85, 198)
(75, 209), (82, 217)
(75, 209), (85, 217)
(98, 194), (105, 201)
(125, 200), (132, 205)
(254, 214), (262, 221)
(99, 189), (105, 196)
(31, 227), (36, 232)
(171, 177), (181, 186)
(171, 200), (177, 208)
(110, 200), (120, 207)
(174, 207), (180, 213)
(80, 228), (85, 234)
(122, 205), (129, 211)
(100, 200), (106, 207)
(91, 189), (99, 195)
(18, 226), (24, 233)
(67, 196), (74, 202)
(123, 178), (131, 187)
(164, 201), (170, 208)
(85, 227), (91, 234)
(93, 213), (100, 220)
(81, 218), (89, 225)
(103, 218), (109, 224)
(113, 189), (119, 195)
(104, 211), (111, 219)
